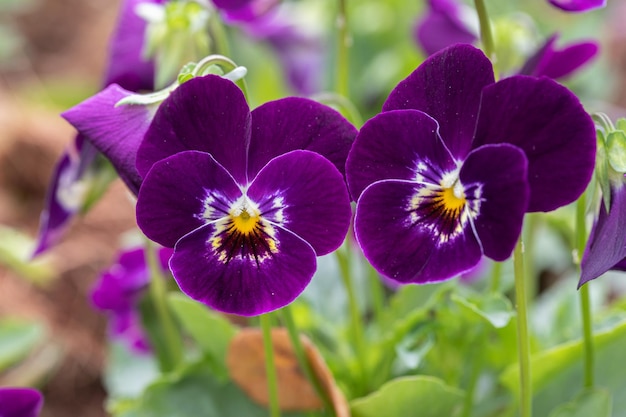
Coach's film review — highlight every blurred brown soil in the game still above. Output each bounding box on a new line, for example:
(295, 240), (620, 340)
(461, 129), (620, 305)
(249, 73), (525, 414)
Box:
(0, 0), (135, 416)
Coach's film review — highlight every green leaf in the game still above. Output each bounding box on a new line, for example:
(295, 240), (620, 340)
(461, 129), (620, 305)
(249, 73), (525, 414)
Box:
(103, 341), (160, 400)
(548, 388), (611, 417)
(167, 293), (237, 377)
(607, 131), (626, 174)
(451, 292), (514, 328)
(350, 376), (464, 417)
(0, 318), (45, 371)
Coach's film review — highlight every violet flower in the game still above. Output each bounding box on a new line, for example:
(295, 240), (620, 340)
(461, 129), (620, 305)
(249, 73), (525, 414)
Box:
(0, 387), (43, 417)
(134, 75), (354, 315)
(346, 44), (595, 284)
(91, 246), (173, 352)
(547, 0), (607, 12)
(414, 0), (477, 57)
(34, 0), (162, 256)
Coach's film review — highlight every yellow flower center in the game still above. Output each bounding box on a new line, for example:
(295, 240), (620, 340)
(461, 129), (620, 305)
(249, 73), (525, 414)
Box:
(440, 184), (466, 212)
(230, 207), (260, 234)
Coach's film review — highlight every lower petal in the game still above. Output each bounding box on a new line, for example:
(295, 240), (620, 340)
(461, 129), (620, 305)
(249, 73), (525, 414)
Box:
(354, 179), (482, 284)
(171, 222), (317, 316)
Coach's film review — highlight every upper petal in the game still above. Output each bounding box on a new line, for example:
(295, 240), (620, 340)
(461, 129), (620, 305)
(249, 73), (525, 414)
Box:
(346, 109), (456, 200)
(136, 75), (251, 184)
(136, 151), (242, 248)
(62, 85), (157, 195)
(459, 144), (529, 261)
(519, 35), (598, 80)
(414, 0), (477, 56)
(247, 150), (352, 256)
(547, 0), (606, 12)
(247, 97), (356, 180)
(383, 44), (495, 159)
(170, 221), (317, 316)
(0, 387), (43, 417)
(473, 75), (596, 212)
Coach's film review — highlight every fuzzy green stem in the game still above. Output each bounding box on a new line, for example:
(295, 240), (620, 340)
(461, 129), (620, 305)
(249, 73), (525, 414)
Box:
(576, 193), (595, 388)
(336, 0), (350, 97)
(282, 306), (334, 415)
(473, 0), (495, 61)
(514, 238), (532, 417)
(489, 260), (502, 293)
(145, 239), (184, 372)
(260, 314), (281, 417)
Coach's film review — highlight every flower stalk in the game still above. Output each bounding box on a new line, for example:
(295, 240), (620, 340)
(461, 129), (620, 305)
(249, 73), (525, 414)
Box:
(513, 237), (532, 417)
(474, 0), (495, 62)
(336, 0), (350, 97)
(260, 313), (281, 417)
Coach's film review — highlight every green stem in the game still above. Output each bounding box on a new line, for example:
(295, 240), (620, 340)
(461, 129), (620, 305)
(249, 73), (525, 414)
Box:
(576, 193), (595, 388)
(336, 0), (350, 97)
(367, 264), (386, 326)
(473, 0), (495, 61)
(145, 239), (184, 372)
(461, 329), (485, 417)
(282, 306), (335, 415)
(489, 260), (502, 293)
(514, 238), (532, 417)
(260, 314), (281, 417)
(209, 7), (230, 57)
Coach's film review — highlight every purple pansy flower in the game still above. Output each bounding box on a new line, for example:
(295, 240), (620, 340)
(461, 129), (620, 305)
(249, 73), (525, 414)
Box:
(548, 0), (607, 12)
(33, 0), (163, 256)
(0, 387), (43, 417)
(414, 0), (477, 57)
(346, 44), (595, 284)
(133, 75), (354, 316)
(91, 246), (173, 352)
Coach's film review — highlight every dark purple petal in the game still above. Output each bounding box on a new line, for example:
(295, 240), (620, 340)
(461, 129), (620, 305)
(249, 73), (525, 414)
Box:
(473, 75), (596, 212)
(0, 387), (43, 417)
(213, 0), (252, 11)
(62, 85), (157, 195)
(519, 35), (598, 80)
(548, 0), (607, 12)
(346, 110), (456, 200)
(383, 44), (494, 160)
(459, 144), (529, 261)
(247, 97), (356, 180)
(354, 179), (483, 284)
(247, 150), (351, 256)
(137, 151), (242, 248)
(103, 0), (162, 91)
(414, 0), (477, 56)
(137, 75), (251, 184)
(220, 0), (279, 22)
(580, 184), (626, 286)
(171, 222), (317, 316)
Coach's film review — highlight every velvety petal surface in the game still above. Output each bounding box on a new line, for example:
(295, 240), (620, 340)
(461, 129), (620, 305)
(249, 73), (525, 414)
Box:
(137, 151), (242, 248)
(137, 75), (251, 184)
(354, 179), (482, 284)
(0, 387), (43, 417)
(580, 184), (626, 286)
(62, 85), (157, 195)
(414, 0), (477, 56)
(519, 35), (598, 80)
(247, 97), (356, 179)
(247, 150), (351, 256)
(473, 75), (595, 212)
(548, 0), (606, 12)
(383, 44), (494, 159)
(171, 222), (317, 316)
(459, 144), (529, 261)
(346, 110), (456, 200)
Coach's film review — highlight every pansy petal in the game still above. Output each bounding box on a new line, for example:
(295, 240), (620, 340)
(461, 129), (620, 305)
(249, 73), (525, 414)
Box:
(473, 76), (595, 212)
(171, 222), (317, 316)
(354, 179), (482, 284)
(414, 0), (477, 56)
(519, 35), (598, 80)
(580, 184), (626, 286)
(383, 44), (494, 159)
(346, 110), (456, 200)
(137, 75), (251, 184)
(62, 85), (157, 195)
(247, 150), (351, 256)
(459, 144), (529, 261)
(247, 97), (356, 180)
(0, 387), (43, 417)
(548, 0), (606, 12)
(137, 151), (241, 248)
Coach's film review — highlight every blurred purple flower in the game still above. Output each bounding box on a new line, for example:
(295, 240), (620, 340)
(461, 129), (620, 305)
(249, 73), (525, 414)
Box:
(414, 0), (477, 56)
(218, 0), (280, 22)
(519, 34), (599, 79)
(548, 0), (607, 12)
(91, 246), (173, 352)
(0, 388), (43, 417)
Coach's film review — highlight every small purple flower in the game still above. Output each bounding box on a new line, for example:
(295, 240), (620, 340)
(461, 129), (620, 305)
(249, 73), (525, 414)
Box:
(0, 387), (43, 417)
(414, 0), (477, 56)
(346, 44), (595, 284)
(91, 246), (173, 352)
(134, 75), (354, 316)
(548, 0), (607, 12)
